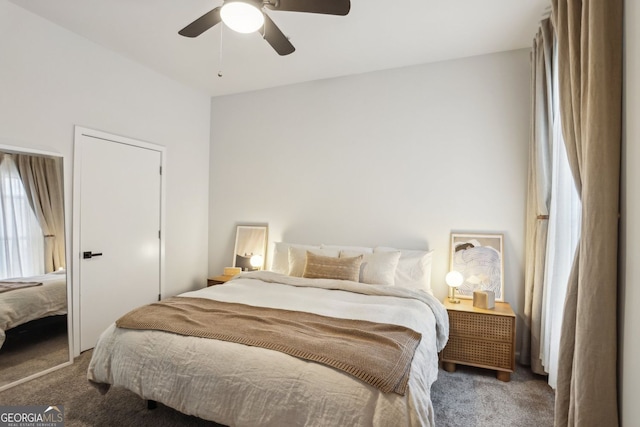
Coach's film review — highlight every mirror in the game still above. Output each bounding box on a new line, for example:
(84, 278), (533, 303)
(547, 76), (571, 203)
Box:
(233, 225), (268, 271)
(0, 146), (70, 391)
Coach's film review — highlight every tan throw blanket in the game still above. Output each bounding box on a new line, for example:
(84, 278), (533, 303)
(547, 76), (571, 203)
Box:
(115, 297), (422, 395)
(0, 281), (43, 293)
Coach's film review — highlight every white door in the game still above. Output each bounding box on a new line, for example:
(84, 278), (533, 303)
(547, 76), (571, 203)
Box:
(77, 133), (162, 351)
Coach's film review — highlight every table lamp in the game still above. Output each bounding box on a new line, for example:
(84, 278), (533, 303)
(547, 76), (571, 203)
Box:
(250, 254), (264, 270)
(446, 271), (464, 304)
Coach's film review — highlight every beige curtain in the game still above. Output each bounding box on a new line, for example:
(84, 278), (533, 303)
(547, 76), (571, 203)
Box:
(520, 17), (554, 375)
(14, 154), (65, 273)
(552, 0), (623, 425)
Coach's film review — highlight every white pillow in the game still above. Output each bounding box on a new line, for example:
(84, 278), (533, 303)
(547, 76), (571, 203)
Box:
(271, 242), (320, 274)
(341, 250), (401, 286)
(374, 247), (433, 292)
(288, 247), (340, 277)
(320, 244), (374, 254)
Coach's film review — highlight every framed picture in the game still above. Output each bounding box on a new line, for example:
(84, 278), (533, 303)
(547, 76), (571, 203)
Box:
(449, 232), (504, 301)
(233, 225), (268, 271)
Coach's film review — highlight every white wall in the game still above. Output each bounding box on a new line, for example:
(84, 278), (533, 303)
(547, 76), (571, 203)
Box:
(0, 1), (211, 336)
(621, 0), (639, 424)
(209, 49), (530, 332)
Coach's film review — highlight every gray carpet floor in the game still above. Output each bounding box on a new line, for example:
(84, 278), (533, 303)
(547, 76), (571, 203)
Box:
(0, 316), (69, 387)
(431, 364), (555, 427)
(0, 329), (69, 386)
(0, 350), (554, 426)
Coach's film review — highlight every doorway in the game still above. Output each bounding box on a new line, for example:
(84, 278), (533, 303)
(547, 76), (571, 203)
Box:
(72, 127), (165, 354)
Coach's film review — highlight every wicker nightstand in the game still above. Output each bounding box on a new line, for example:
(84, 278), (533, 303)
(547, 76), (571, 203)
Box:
(441, 298), (516, 382)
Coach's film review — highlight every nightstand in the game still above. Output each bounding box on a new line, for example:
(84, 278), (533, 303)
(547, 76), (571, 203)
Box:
(207, 275), (234, 287)
(440, 298), (516, 382)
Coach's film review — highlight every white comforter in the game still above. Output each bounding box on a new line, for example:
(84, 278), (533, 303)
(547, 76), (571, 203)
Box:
(0, 271), (67, 349)
(88, 271), (449, 427)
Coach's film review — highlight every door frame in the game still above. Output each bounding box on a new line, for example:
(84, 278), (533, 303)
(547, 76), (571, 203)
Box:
(71, 126), (166, 357)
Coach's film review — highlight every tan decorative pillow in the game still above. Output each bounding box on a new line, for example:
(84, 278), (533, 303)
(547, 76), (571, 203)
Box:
(288, 247), (339, 277)
(303, 251), (363, 282)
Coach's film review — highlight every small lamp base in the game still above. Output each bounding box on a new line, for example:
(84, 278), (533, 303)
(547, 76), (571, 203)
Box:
(448, 286), (461, 304)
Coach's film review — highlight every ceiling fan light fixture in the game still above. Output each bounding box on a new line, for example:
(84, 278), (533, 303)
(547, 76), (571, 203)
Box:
(220, 2), (264, 33)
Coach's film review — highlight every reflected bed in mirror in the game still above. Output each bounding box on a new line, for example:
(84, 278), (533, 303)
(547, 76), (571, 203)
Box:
(0, 146), (70, 391)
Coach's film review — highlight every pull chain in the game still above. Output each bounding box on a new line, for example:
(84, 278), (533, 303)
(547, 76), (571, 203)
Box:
(218, 23), (224, 78)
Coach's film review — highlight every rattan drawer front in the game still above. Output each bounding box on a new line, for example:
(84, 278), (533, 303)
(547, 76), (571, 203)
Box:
(442, 337), (514, 371)
(448, 311), (513, 341)
(441, 299), (516, 379)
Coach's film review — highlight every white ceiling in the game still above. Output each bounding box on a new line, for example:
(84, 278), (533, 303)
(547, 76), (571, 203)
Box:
(12, 0), (548, 97)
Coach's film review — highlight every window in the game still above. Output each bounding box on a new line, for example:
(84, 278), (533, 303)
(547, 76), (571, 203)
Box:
(539, 43), (581, 389)
(0, 155), (44, 279)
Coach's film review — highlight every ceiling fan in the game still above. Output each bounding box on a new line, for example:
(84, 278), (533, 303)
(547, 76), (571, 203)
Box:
(178, 0), (351, 56)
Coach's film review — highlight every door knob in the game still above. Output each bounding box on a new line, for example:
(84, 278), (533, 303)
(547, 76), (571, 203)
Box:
(83, 251), (103, 259)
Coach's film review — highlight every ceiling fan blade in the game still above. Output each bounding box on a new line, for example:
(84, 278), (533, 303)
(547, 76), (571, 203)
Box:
(260, 14), (295, 56)
(178, 8), (222, 37)
(265, 0), (350, 16)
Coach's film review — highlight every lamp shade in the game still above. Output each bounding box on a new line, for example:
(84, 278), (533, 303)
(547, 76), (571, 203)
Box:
(221, 2), (264, 33)
(445, 271), (464, 288)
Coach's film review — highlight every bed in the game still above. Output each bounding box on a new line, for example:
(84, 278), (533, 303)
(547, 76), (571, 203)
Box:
(87, 245), (449, 426)
(0, 270), (67, 350)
